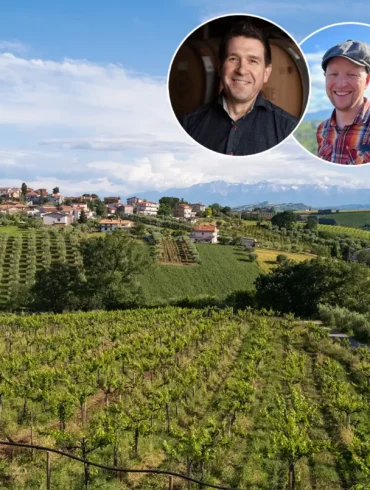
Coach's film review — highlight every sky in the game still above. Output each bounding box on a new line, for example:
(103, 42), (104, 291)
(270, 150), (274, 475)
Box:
(2, 0), (370, 197)
(301, 23), (370, 117)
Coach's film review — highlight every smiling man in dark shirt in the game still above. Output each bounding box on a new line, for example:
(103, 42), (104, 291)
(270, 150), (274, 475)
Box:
(181, 21), (299, 156)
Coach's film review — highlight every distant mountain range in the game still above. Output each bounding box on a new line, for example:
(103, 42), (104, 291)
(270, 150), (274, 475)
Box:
(138, 180), (370, 208)
(304, 110), (332, 121)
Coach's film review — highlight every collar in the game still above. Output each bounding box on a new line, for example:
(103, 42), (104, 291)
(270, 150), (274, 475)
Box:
(217, 91), (267, 117)
(330, 97), (370, 126)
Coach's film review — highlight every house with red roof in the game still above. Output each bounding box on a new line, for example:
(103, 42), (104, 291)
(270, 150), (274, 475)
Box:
(190, 224), (219, 244)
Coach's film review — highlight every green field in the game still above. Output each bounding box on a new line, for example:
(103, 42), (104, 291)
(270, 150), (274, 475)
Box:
(1, 308), (370, 489)
(319, 211), (370, 228)
(0, 225), (23, 235)
(140, 244), (261, 303)
(293, 120), (321, 154)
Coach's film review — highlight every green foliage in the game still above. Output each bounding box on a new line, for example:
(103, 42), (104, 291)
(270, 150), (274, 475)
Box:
(276, 254), (289, 265)
(157, 203), (172, 216)
(21, 182), (27, 198)
(318, 304), (370, 342)
(78, 230), (151, 310)
(158, 196), (180, 211)
(256, 258), (370, 317)
(293, 120), (320, 154)
(131, 221), (147, 238)
(78, 208), (88, 224)
(140, 244), (260, 305)
(271, 211), (297, 230)
(30, 261), (83, 313)
(356, 249), (370, 266)
(305, 217), (318, 230)
(95, 201), (107, 216)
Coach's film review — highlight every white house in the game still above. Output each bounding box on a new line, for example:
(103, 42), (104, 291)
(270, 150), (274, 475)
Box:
(173, 203), (196, 219)
(49, 193), (64, 205)
(0, 203), (29, 215)
(190, 224), (219, 244)
(191, 203), (206, 213)
(117, 204), (134, 215)
(43, 213), (74, 226)
(135, 201), (159, 216)
(73, 207), (95, 220)
(98, 219), (133, 232)
(0, 188), (21, 200)
(127, 196), (143, 206)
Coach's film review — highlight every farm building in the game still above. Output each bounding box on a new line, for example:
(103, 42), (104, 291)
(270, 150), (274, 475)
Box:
(190, 224), (219, 244)
(135, 201), (159, 216)
(241, 237), (257, 248)
(173, 203), (196, 219)
(43, 213), (74, 227)
(98, 219), (133, 232)
(191, 203), (206, 213)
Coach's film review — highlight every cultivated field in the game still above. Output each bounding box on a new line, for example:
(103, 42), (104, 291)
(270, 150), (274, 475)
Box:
(255, 248), (315, 272)
(318, 211), (370, 229)
(0, 228), (82, 306)
(0, 308), (369, 489)
(140, 244), (261, 304)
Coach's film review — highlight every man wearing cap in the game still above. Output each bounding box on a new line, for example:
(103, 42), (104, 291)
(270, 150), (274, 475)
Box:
(317, 40), (370, 165)
(181, 21), (299, 156)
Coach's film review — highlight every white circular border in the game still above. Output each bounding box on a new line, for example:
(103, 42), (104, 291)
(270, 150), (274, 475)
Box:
(294, 21), (370, 167)
(166, 12), (312, 159)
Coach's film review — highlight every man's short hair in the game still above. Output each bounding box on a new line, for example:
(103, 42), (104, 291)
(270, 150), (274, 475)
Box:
(218, 21), (272, 66)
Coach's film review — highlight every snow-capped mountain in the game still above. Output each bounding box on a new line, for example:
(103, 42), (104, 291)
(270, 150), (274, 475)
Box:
(137, 181), (370, 208)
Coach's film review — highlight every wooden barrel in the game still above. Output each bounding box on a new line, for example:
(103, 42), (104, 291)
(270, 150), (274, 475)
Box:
(169, 40), (219, 119)
(262, 40), (306, 118)
(169, 37), (308, 119)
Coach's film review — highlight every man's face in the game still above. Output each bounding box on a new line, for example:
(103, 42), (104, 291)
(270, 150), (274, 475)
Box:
(325, 56), (370, 112)
(220, 36), (272, 106)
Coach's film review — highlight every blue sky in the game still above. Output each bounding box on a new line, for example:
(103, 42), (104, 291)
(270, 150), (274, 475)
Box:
(301, 23), (370, 118)
(2, 1), (370, 197)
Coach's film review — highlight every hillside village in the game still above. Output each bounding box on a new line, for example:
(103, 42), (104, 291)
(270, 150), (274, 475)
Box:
(0, 184), (271, 244)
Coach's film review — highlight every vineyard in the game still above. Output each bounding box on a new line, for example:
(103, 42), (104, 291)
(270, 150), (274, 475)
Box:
(0, 229), (82, 306)
(317, 224), (370, 238)
(1, 308), (370, 489)
(151, 233), (200, 265)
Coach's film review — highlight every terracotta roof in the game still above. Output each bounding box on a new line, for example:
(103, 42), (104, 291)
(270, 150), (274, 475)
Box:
(193, 225), (217, 232)
(137, 201), (158, 206)
(44, 212), (69, 217)
(0, 203), (27, 209)
(99, 219), (132, 226)
(177, 203), (192, 208)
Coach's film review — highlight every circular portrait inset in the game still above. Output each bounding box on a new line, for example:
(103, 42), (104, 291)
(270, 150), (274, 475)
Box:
(168, 14), (310, 156)
(294, 23), (370, 166)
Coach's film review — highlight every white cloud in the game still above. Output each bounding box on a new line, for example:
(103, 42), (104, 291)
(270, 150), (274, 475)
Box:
(2, 50), (370, 197)
(304, 53), (370, 114)
(0, 41), (28, 54)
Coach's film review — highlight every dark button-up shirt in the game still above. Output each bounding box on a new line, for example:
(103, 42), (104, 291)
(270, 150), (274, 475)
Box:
(181, 92), (299, 155)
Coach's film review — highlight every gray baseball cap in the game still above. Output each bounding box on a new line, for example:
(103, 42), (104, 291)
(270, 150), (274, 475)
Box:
(322, 40), (370, 72)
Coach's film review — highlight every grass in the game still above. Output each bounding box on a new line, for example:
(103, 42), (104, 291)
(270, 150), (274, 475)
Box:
(293, 120), (321, 154)
(256, 248), (315, 272)
(0, 225), (24, 236)
(140, 244), (261, 303)
(318, 211), (370, 228)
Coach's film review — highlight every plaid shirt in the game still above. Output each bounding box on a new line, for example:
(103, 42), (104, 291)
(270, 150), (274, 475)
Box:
(316, 98), (370, 165)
